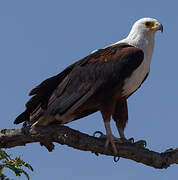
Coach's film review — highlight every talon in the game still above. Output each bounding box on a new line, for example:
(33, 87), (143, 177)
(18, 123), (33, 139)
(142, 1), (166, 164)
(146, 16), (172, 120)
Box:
(142, 140), (147, 147)
(93, 131), (103, 137)
(93, 131), (105, 139)
(134, 140), (147, 148)
(129, 137), (134, 143)
(91, 151), (99, 156)
(114, 155), (120, 162)
(120, 137), (134, 144)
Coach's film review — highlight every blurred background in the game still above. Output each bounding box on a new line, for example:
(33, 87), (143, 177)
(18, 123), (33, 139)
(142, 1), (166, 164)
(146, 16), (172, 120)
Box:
(0, 0), (177, 179)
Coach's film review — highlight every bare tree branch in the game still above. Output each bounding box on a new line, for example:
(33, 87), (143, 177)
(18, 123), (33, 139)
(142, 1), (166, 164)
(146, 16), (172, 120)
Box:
(0, 124), (178, 169)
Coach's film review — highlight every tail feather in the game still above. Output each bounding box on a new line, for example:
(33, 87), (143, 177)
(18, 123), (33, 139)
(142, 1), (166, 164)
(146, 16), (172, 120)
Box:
(14, 110), (30, 124)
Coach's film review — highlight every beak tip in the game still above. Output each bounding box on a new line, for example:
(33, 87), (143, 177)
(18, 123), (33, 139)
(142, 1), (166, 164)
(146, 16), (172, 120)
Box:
(160, 24), (163, 33)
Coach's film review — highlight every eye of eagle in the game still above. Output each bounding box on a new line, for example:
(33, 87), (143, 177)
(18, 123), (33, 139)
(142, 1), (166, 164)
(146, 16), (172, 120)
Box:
(145, 21), (154, 28)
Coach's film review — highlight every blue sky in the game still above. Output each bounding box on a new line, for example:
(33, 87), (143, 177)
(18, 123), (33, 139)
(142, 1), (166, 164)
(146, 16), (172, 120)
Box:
(0, 0), (178, 179)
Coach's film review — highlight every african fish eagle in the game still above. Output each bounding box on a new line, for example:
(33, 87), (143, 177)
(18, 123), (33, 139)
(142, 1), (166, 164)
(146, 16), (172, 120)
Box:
(14, 17), (163, 155)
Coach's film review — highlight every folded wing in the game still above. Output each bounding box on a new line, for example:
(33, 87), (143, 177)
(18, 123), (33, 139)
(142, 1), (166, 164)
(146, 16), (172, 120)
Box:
(14, 43), (144, 124)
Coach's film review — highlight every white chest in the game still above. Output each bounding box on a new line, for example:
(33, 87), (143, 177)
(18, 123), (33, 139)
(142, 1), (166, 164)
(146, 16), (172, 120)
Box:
(122, 59), (150, 97)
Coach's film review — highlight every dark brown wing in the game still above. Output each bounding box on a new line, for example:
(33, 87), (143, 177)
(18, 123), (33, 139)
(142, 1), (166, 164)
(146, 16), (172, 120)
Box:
(14, 43), (144, 124)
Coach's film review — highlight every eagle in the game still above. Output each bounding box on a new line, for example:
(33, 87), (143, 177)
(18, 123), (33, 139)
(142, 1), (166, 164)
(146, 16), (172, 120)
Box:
(14, 17), (163, 155)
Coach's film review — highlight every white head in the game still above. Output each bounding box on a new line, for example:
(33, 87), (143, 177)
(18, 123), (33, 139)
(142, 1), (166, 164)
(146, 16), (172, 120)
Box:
(120, 17), (163, 60)
(115, 17), (163, 67)
(127, 17), (163, 41)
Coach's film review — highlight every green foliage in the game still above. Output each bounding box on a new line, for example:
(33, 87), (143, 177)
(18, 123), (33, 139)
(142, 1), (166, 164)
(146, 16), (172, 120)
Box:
(0, 149), (33, 180)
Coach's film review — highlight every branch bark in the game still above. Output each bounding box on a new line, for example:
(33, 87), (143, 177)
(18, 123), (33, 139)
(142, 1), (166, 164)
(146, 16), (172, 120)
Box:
(0, 124), (178, 169)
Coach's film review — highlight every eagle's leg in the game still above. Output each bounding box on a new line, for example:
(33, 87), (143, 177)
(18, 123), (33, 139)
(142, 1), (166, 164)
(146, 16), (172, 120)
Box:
(116, 122), (147, 147)
(100, 107), (120, 155)
(113, 99), (134, 143)
(104, 121), (119, 155)
(117, 126), (134, 143)
(113, 100), (146, 147)
(118, 127), (126, 139)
